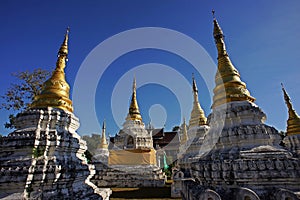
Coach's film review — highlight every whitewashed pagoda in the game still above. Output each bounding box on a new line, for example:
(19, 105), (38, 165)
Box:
(110, 77), (155, 164)
(91, 77), (166, 188)
(178, 13), (300, 200)
(178, 76), (209, 162)
(173, 76), (209, 198)
(0, 29), (111, 199)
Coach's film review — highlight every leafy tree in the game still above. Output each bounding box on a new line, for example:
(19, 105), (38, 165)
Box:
(82, 134), (102, 155)
(83, 150), (93, 164)
(0, 68), (51, 128)
(4, 114), (16, 129)
(172, 126), (180, 132)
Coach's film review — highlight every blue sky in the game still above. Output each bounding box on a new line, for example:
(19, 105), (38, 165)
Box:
(0, 1), (300, 136)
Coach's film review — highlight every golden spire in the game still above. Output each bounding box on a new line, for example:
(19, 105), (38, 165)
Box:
(212, 13), (255, 108)
(281, 83), (300, 136)
(99, 121), (108, 149)
(126, 76), (143, 121)
(188, 74), (207, 128)
(180, 118), (188, 145)
(31, 28), (73, 112)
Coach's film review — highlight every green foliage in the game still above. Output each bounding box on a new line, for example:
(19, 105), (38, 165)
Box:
(82, 134), (101, 155)
(4, 114), (16, 129)
(32, 146), (45, 158)
(0, 68), (50, 129)
(83, 150), (93, 164)
(163, 162), (175, 179)
(172, 126), (180, 132)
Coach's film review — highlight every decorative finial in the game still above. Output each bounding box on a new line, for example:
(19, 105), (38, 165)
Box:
(57, 27), (70, 59)
(192, 73), (198, 93)
(212, 9), (215, 18)
(133, 75), (137, 92)
(281, 83), (292, 109)
(64, 27), (70, 41)
(63, 27), (69, 47)
(102, 119), (106, 130)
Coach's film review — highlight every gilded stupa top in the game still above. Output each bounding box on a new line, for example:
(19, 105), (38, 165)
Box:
(31, 28), (73, 112)
(126, 77), (143, 121)
(282, 83), (300, 136)
(189, 75), (207, 128)
(99, 121), (108, 149)
(211, 13), (255, 108)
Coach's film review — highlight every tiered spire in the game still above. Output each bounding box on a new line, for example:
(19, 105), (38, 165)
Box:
(180, 118), (188, 145)
(281, 84), (300, 136)
(188, 75), (207, 128)
(212, 12), (255, 108)
(31, 28), (73, 112)
(126, 77), (142, 121)
(99, 121), (108, 149)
